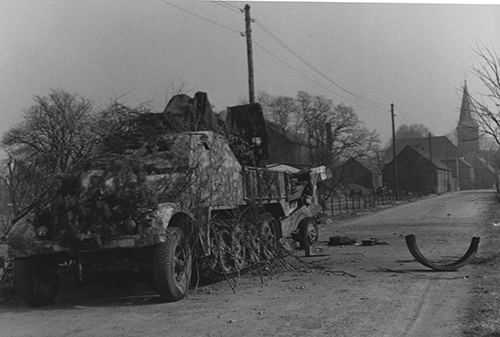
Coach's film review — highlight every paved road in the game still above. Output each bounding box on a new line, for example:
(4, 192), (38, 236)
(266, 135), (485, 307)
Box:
(0, 190), (496, 337)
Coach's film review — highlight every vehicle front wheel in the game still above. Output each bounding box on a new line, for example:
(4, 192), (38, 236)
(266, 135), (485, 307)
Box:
(153, 227), (192, 302)
(14, 256), (60, 307)
(299, 218), (318, 250)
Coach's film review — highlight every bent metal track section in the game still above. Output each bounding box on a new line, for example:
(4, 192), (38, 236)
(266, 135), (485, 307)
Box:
(405, 234), (480, 271)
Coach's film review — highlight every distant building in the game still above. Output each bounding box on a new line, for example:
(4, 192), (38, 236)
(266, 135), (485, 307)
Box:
(383, 145), (455, 195)
(456, 83), (499, 189)
(384, 135), (456, 166)
(264, 121), (314, 166)
(383, 82), (499, 191)
(464, 155), (498, 189)
(383, 135), (475, 190)
(457, 158), (476, 190)
(334, 157), (382, 191)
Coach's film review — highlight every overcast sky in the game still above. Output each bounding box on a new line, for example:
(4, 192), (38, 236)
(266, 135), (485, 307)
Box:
(1, 1), (500, 147)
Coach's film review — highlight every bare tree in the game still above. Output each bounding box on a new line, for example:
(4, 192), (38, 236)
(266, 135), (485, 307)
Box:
(257, 91), (298, 134)
(261, 90), (380, 167)
(470, 42), (500, 147)
(258, 90), (380, 196)
(395, 123), (431, 139)
(0, 156), (42, 217)
(0, 90), (99, 236)
(2, 90), (98, 175)
(295, 91), (332, 157)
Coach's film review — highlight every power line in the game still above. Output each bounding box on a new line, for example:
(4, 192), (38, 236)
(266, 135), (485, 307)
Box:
(220, 1), (244, 13)
(255, 18), (386, 109)
(155, 0), (387, 113)
(395, 114), (410, 127)
(253, 40), (385, 113)
(253, 18), (387, 110)
(212, 1), (243, 15)
(394, 105), (411, 125)
(254, 40), (386, 113)
(156, 1), (358, 108)
(253, 41), (347, 99)
(158, 0), (242, 35)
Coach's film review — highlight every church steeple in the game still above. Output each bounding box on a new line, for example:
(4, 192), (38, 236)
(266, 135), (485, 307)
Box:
(458, 81), (478, 129)
(457, 81), (479, 156)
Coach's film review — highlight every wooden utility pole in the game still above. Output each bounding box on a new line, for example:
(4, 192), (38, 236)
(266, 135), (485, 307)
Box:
(244, 4), (255, 104)
(428, 133), (433, 194)
(391, 103), (398, 200)
(456, 146), (460, 191)
(428, 133), (433, 163)
(445, 142), (450, 191)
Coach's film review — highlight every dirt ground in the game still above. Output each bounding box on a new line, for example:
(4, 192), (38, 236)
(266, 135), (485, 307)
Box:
(1, 190), (499, 337)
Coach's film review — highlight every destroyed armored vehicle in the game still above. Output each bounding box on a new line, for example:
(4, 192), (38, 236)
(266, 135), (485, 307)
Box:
(8, 93), (327, 306)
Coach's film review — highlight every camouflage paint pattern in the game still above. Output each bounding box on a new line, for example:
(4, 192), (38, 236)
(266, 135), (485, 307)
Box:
(8, 130), (325, 258)
(144, 132), (244, 210)
(279, 204), (322, 238)
(7, 203), (188, 258)
(8, 131), (245, 258)
(8, 216), (167, 258)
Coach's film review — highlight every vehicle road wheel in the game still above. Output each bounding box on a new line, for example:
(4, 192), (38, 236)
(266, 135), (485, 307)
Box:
(14, 256), (59, 307)
(260, 218), (278, 260)
(299, 218), (318, 250)
(247, 224), (262, 263)
(231, 227), (247, 272)
(153, 227), (192, 302)
(216, 228), (234, 274)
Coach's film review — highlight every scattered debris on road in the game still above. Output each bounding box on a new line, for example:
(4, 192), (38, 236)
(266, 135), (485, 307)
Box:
(328, 235), (389, 246)
(328, 235), (357, 246)
(357, 238), (389, 246)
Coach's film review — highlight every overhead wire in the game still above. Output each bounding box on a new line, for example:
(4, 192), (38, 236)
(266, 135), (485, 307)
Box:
(253, 18), (387, 110)
(156, 0), (388, 113)
(253, 40), (358, 104)
(220, 1), (244, 13)
(394, 105), (411, 125)
(213, 1), (243, 14)
(256, 19), (387, 111)
(158, 0), (242, 35)
(254, 37), (387, 112)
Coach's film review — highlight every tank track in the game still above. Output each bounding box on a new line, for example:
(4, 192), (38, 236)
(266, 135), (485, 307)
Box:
(199, 211), (280, 278)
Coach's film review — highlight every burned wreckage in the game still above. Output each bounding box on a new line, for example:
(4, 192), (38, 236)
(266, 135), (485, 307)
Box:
(8, 92), (328, 306)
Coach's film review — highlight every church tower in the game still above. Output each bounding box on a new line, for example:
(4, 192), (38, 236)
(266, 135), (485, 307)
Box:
(456, 82), (479, 157)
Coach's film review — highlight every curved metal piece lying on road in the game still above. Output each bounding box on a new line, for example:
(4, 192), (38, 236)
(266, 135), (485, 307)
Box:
(405, 234), (480, 271)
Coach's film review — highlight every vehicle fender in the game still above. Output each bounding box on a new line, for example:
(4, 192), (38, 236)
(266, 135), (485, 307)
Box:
(154, 202), (195, 233)
(280, 205), (316, 238)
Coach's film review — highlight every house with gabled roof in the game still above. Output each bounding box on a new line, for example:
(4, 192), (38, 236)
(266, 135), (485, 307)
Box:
(334, 157), (382, 191)
(383, 145), (455, 195)
(383, 135), (475, 190)
(384, 135), (457, 163)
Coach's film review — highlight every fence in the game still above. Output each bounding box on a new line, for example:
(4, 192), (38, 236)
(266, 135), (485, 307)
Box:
(321, 191), (413, 217)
